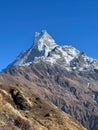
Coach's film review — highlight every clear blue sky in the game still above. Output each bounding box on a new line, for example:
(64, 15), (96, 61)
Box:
(0, 0), (98, 70)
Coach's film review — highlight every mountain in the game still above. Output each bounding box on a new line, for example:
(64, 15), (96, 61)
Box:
(1, 30), (98, 130)
(8, 30), (98, 73)
(9, 30), (57, 67)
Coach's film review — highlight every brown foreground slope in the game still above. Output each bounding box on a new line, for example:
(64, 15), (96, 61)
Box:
(0, 84), (86, 130)
(1, 63), (98, 130)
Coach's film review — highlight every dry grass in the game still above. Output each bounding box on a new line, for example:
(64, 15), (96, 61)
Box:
(0, 84), (87, 130)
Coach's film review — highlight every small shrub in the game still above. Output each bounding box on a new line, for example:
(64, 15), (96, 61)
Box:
(14, 117), (30, 130)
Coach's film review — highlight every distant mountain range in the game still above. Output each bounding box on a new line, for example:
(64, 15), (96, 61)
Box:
(1, 30), (98, 130)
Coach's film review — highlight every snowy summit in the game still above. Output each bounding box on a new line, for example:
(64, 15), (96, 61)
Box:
(9, 30), (98, 72)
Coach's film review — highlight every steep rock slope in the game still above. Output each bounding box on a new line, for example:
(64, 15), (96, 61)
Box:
(0, 84), (86, 130)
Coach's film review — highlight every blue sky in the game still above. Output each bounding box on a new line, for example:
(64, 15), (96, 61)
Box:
(0, 0), (98, 70)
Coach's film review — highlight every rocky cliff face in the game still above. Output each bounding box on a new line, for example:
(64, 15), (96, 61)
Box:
(1, 30), (98, 130)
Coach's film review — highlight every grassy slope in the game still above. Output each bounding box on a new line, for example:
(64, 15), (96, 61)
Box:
(0, 84), (87, 130)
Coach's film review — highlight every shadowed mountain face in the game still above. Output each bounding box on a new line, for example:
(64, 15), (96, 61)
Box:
(1, 30), (98, 130)
(0, 84), (86, 130)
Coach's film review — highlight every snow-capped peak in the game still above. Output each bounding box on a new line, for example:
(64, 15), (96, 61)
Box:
(8, 30), (98, 73)
(33, 30), (57, 52)
(9, 30), (57, 66)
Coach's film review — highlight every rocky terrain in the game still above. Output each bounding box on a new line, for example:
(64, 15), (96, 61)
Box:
(0, 84), (86, 130)
(0, 30), (98, 130)
(1, 61), (98, 130)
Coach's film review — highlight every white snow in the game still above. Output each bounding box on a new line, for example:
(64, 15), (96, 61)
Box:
(45, 57), (56, 64)
(87, 82), (90, 88)
(10, 30), (98, 73)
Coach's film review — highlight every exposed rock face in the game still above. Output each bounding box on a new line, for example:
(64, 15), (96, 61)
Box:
(10, 88), (31, 110)
(0, 84), (86, 130)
